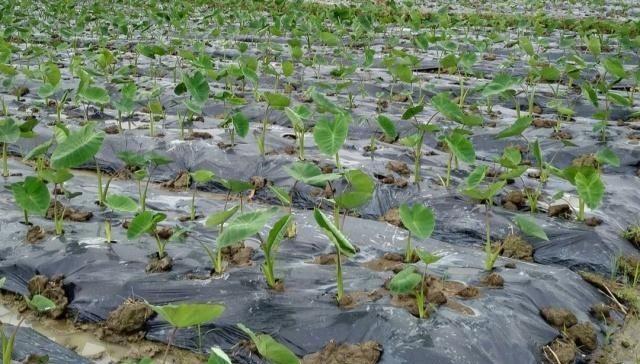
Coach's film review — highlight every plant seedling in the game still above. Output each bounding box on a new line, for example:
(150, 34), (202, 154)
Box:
(259, 92), (290, 155)
(552, 166), (605, 222)
(104, 194), (138, 243)
(268, 185), (296, 238)
(284, 105), (311, 160)
(333, 169), (374, 230)
(117, 151), (172, 212)
(261, 214), (293, 289)
(313, 112), (349, 170)
(127, 211), (170, 259)
(313, 208), (357, 303)
(389, 249), (441, 319)
(147, 301), (225, 364)
(208, 346), (232, 364)
(398, 203), (436, 262)
(203, 205), (239, 274)
(189, 170), (215, 221)
(237, 323), (300, 364)
(513, 215), (549, 241)
(0, 118), (19, 177)
(10, 176), (50, 225)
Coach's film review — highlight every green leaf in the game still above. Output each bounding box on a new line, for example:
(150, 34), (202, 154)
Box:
(444, 132), (475, 163)
(39, 168), (73, 184)
(581, 82), (598, 108)
(268, 185), (291, 206)
(313, 114), (349, 157)
(311, 91), (345, 115)
(513, 215), (548, 241)
(148, 302), (225, 328)
(518, 36), (535, 56)
(127, 211), (165, 239)
(390, 63), (413, 83)
(265, 214), (293, 255)
(50, 124), (105, 169)
(264, 92), (290, 110)
(399, 204), (435, 239)
(431, 93), (465, 122)
(376, 115), (397, 140)
(401, 103), (423, 120)
(575, 170), (605, 209)
(0, 118), (20, 144)
(466, 165), (487, 187)
(285, 107), (305, 131)
(586, 36), (601, 58)
(25, 294), (56, 313)
(231, 112), (249, 138)
(462, 180), (506, 202)
(190, 170), (215, 183)
(481, 73), (519, 97)
(43, 62), (61, 87)
(595, 148), (620, 167)
(532, 139), (543, 169)
(498, 147), (522, 169)
(319, 32), (340, 46)
(183, 71), (210, 104)
(282, 61), (294, 77)
(414, 249), (441, 266)
(496, 116), (532, 139)
(313, 208), (356, 256)
(11, 176), (50, 214)
(79, 86), (110, 105)
(237, 324), (300, 364)
(603, 57), (626, 79)
(104, 194), (138, 213)
(284, 162), (341, 187)
(216, 208), (277, 248)
(334, 169), (375, 209)
(205, 206), (239, 228)
(218, 178), (253, 193)
(208, 347), (232, 364)
(389, 266), (422, 294)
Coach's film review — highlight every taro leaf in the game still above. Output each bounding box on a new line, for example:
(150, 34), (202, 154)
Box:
(79, 86), (110, 105)
(37, 83), (56, 99)
(11, 176), (50, 215)
(0, 118), (20, 144)
(481, 73), (519, 97)
(444, 132), (475, 163)
(575, 170), (605, 209)
(183, 71), (210, 104)
(282, 61), (294, 77)
(401, 103), (423, 120)
(603, 57), (626, 79)
(218, 178), (253, 193)
(496, 116), (533, 139)
(127, 211), (166, 239)
(205, 205), (239, 229)
(334, 169), (375, 209)
(513, 215), (549, 241)
(586, 36), (600, 58)
(319, 32), (340, 46)
(399, 203), (435, 239)
(313, 114), (349, 157)
(105, 194), (138, 213)
(518, 36), (535, 57)
(390, 64), (413, 83)
(431, 93), (464, 122)
(148, 302), (225, 329)
(389, 266), (422, 294)
(313, 208), (356, 256)
(50, 124), (105, 169)
(231, 112), (249, 138)
(607, 92), (631, 107)
(466, 165), (487, 187)
(499, 165), (528, 180)
(144, 151), (172, 167)
(532, 139), (543, 169)
(414, 249), (441, 266)
(39, 168), (73, 184)
(242, 67), (258, 85)
(581, 82), (598, 108)
(265, 214), (293, 255)
(595, 148), (620, 167)
(268, 185), (291, 206)
(462, 180), (506, 202)
(498, 147), (522, 169)
(208, 347), (232, 364)
(540, 66), (561, 81)
(19, 117), (39, 138)
(284, 161), (341, 187)
(376, 115), (397, 140)
(237, 324), (300, 364)
(43, 62), (61, 87)
(114, 83), (136, 112)
(285, 107), (304, 131)
(216, 208), (277, 248)
(264, 92), (290, 110)
(190, 169), (215, 184)
(25, 294), (56, 312)
(311, 91), (345, 115)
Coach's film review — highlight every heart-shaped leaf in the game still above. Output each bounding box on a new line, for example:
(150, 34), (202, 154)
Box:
(50, 124), (105, 169)
(399, 203), (435, 239)
(11, 176), (50, 215)
(148, 302), (225, 328)
(513, 215), (548, 241)
(216, 208), (277, 248)
(313, 208), (356, 256)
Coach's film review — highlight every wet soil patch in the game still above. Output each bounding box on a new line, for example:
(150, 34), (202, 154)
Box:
(302, 340), (382, 364)
(27, 275), (68, 319)
(145, 253), (173, 273)
(103, 300), (154, 339)
(46, 201), (93, 222)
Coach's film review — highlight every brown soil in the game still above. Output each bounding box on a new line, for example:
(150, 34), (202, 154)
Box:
(12, 86), (29, 98)
(27, 275), (68, 319)
(145, 253), (173, 273)
(456, 286), (480, 299)
(619, 256), (640, 281)
(623, 227), (640, 247)
(103, 124), (120, 134)
(104, 300), (154, 336)
(380, 208), (402, 227)
(566, 322), (597, 352)
(250, 175), (267, 189)
(590, 303), (612, 322)
(540, 307), (578, 328)
(362, 253), (405, 272)
(548, 204), (572, 218)
(386, 275), (475, 317)
(161, 170), (190, 190)
(26, 225), (46, 243)
(585, 216), (603, 227)
(594, 316), (640, 364)
(155, 226), (174, 240)
(482, 272), (504, 288)
(311, 253), (338, 265)
(572, 154), (599, 168)
(496, 234), (533, 261)
(46, 201), (93, 222)
(220, 243), (254, 267)
(302, 340), (382, 364)
(338, 289), (385, 309)
(543, 338), (576, 364)
(551, 129), (573, 140)
(185, 131), (212, 140)
(533, 119), (557, 128)
(386, 161), (410, 176)
(502, 190), (526, 211)
(375, 173), (408, 188)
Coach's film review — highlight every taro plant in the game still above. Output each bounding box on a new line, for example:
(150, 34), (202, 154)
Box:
(219, 111), (249, 147)
(259, 92), (290, 155)
(147, 301), (225, 363)
(398, 103), (438, 183)
(113, 82), (137, 131)
(513, 215), (549, 241)
(284, 105), (311, 160)
(117, 151), (172, 212)
(0, 118), (20, 177)
(552, 166), (605, 222)
(388, 250), (440, 319)
(333, 169), (374, 230)
(398, 203), (436, 263)
(189, 170), (215, 221)
(268, 185), (297, 238)
(127, 211), (170, 260)
(237, 323), (300, 364)
(260, 214), (293, 289)
(103, 194), (138, 243)
(10, 176), (50, 225)
(313, 112), (350, 170)
(203, 205), (239, 274)
(313, 208), (357, 303)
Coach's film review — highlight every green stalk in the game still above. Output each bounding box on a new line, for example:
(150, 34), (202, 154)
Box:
(414, 132), (424, 184)
(416, 275), (426, 319)
(96, 159), (104, 205)
(578, 198), (585, 222)
(2, 143), (8, 177)
(190, 186), (197, 221)
(23, 210), (29, 225)
(215, 249), (223, 274)
(405, 231), (413, 263)
(334, 152), (341, 171)
(155, 233), (164, 258)
(335, 251), (344, 302)
(445, 152), (453, 187)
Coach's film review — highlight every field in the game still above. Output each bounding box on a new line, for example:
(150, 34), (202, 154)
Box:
(0, 0), (639, 363)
